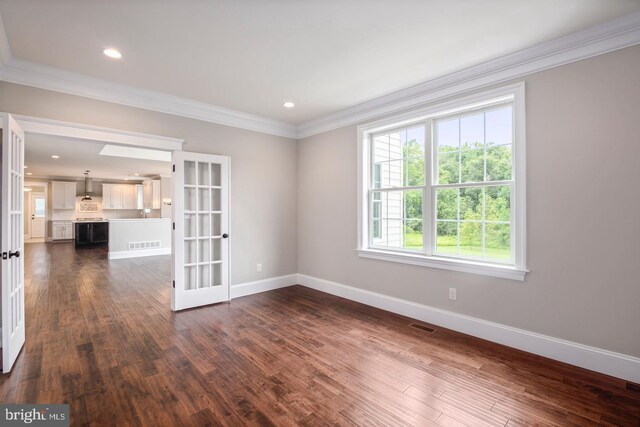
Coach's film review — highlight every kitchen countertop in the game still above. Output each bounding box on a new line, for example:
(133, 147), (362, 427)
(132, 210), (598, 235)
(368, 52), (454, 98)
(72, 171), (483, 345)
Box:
(108, 218), (171, 222)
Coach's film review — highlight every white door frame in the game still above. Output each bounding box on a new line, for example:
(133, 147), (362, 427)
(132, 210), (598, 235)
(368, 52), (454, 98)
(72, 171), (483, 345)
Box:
(0, 114), (189, 372)
(22, 181), (48, 241)
(27, 191), (46, 240)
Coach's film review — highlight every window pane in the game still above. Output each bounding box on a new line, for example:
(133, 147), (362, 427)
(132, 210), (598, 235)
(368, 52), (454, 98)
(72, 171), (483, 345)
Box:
(373, 164), (382, 189)
(485, 186), (511, 222)
(436, 188), (457, 220)
(404, 220), (422, 250)
(372, 201), (381, 218)
(373, 219), (381, 239)
(461, 148), (484, 183)
(486, 223), (511, 260)
(486, 107), (512, 147)
(383, 219), (403, 248)
(436, 221), (457, 255)
(486, 145), (512, 181)
(460, 113), (484, 150)
(437, 118), (459, 152)
(404, 189), (423, 219)
(459, 221), (482, 257)
(386, 160), (404, 187)
(34, 199), (45, 217)
(405, 126), (424, 157)
(437, 152), (459, 184)
(372, 190), (423, 251)
(374, 132), (403, 163)
(460, 187), (482, 221)
(373, 134), (392, 163)
(404, 156), (424, 186)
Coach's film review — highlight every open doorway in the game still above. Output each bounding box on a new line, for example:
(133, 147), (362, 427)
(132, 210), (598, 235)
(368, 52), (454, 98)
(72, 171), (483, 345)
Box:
(24, 186), (46, 242)
(2, 113), (231, 373)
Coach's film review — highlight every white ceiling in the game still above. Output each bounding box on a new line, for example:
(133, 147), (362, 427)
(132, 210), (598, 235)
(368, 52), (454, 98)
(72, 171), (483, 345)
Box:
(24, 133), (171, 181)
(0, 1), (638, 125)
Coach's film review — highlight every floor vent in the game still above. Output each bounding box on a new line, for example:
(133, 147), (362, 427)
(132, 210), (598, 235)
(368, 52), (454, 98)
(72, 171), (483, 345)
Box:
(410, 323), (436, 333)
(128, 240), (162, 251)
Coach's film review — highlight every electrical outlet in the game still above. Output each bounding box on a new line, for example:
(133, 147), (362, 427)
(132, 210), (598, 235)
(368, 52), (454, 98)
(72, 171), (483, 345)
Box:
(449, 287), (457, 301)
(257, 263), (262, 272)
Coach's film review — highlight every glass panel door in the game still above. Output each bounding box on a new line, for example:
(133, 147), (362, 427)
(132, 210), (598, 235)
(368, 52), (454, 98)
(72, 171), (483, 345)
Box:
(172, 152), (229, 310)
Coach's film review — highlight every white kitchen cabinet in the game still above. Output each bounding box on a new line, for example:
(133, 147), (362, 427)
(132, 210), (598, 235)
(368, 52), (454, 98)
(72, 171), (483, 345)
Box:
(103, 184), (140, 210)
(102, 184), (121, 209)
(143, 180), (161, 209)
(136, 185), (144, 209)
(51, 181), (77, 210)
(52, 221), (73, 240)
(122, 185), (137, 210)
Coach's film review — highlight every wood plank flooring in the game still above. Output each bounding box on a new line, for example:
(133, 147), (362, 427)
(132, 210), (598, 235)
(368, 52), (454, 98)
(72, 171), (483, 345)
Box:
(1, 242), (639, 426)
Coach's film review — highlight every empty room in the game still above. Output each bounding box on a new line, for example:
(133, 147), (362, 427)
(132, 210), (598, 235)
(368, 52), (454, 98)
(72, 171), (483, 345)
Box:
(1, 1), (639, 426)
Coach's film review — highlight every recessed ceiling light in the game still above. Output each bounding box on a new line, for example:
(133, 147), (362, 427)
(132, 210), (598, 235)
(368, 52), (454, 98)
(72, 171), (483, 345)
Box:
(24, 165), (28, 169)
(103, 48), (122, 59)
(24, 187), (32, 192)
(134, 173), (140, 176)
(51, 155), (60, 159)
(26, 172), (33, 176)
(283, 102), (295, 108)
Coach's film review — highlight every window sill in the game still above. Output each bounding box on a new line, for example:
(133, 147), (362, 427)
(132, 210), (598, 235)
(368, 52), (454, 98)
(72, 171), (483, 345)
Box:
(357, 248), (528, 281)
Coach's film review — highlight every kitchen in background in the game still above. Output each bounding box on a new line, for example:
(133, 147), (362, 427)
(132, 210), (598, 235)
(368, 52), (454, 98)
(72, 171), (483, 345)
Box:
(25, 174), (172, 259)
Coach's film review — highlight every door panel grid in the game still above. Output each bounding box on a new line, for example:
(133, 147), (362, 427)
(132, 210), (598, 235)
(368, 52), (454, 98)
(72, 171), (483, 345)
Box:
(2, 113), (26, 373)
(173, 152), (229, 310)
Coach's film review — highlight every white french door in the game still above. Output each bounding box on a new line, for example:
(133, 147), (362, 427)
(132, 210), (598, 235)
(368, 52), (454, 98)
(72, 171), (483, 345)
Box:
(172, 151), (230, 311)
(1, 113), (26, 373)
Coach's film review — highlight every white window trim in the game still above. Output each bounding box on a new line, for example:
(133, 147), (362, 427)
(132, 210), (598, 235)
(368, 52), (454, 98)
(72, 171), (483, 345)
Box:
(357, 83), (527, 281)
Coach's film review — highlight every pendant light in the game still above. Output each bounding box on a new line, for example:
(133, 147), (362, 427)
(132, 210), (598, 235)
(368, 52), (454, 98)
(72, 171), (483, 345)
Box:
(82, 170), (93, 201)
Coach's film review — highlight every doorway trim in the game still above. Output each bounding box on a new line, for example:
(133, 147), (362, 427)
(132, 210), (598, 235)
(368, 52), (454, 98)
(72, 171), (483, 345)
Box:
(9, 114), (184, 151)
(26, 191), (46, 241)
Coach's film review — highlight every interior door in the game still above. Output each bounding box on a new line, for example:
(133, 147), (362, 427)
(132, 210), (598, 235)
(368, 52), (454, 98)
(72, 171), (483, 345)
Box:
(1, 113), (26, 373)
(172, 151), (230, 311)
(29, 193), (46, 239)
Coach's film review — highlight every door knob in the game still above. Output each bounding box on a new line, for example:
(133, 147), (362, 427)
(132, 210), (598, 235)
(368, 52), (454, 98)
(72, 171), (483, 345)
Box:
(9, 250), (20, 258)
(222, 233), (229, 239)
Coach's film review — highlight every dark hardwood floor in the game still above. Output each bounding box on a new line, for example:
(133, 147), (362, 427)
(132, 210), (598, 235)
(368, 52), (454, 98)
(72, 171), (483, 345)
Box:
(1, 242), (639, 426)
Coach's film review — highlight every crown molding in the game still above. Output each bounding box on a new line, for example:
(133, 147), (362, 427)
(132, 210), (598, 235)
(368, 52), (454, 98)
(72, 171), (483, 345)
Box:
(0, 12), (11, 66)
(297, 10), (640, 138)
(0, 59), (298, 139)
(0, 11), (639, 140)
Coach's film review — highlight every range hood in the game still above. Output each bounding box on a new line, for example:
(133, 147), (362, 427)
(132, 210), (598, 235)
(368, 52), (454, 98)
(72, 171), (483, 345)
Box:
(81, 170), (93, 201)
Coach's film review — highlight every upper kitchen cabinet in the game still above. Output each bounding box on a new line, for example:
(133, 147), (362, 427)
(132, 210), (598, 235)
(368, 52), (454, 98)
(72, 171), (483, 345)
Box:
(143, 180), (161, 209)
(51, 181), (77, 210)
(103, 184), (143, 210)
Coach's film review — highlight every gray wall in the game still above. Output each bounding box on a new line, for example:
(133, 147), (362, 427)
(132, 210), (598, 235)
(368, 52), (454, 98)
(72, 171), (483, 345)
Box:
(297, 45), (640, 358)
(0, 82), (298, 285)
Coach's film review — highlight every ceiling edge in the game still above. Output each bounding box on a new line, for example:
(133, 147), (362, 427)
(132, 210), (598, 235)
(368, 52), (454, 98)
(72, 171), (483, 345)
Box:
(0, 11), (639, 141)
(0, 57), (298, 139)
(297, 10), (640, 139)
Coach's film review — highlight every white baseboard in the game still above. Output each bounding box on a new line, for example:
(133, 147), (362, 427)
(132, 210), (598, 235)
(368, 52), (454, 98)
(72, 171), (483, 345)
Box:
(108, 247), (171, 260)
(231, 274), (298, 299)
(297, 274), (640, 383)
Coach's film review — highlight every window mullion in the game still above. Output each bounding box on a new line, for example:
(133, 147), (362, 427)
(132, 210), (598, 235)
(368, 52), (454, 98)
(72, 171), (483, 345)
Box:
(424, 119), (433, 256)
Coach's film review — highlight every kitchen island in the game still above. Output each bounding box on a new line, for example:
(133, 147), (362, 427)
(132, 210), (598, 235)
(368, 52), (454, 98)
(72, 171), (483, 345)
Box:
(108, 218), (172, 259)
(74, 219), (109, 248)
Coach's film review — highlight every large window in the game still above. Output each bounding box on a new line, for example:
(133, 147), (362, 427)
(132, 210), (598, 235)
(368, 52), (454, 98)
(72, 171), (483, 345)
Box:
(358, 85), (526, 280)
